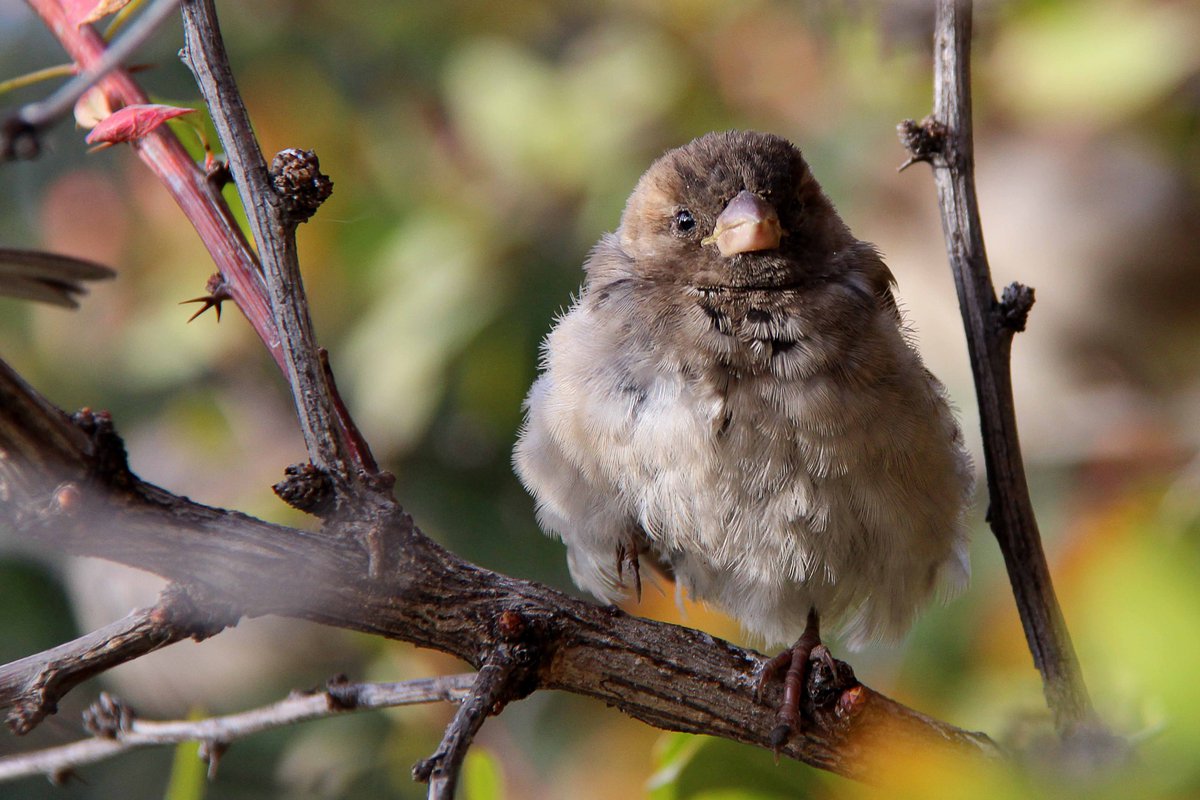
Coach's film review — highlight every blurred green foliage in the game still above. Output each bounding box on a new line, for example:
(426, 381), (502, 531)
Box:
(1, 0), (1199, 798)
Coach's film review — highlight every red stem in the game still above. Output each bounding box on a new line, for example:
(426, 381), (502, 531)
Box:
(26, 0), (285, 376)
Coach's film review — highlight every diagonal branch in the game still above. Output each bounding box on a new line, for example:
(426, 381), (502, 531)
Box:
(0, 675), (476, 784)
(0, 357), (1002, 784)
(22, 0), (282, 377)
(899, 0), (1097, 738)
(414, 643), (535, 799)
(0, 583), (238, 735)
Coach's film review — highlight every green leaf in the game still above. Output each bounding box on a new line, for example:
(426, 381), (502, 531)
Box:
(462, 747), (505, 800)
(163, 738), (206, 800)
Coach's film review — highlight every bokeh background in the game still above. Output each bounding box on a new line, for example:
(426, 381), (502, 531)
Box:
(2, 0), (1199, 798)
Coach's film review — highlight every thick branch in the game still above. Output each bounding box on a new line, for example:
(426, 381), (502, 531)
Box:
(0, 584), (237, 734)
(0, 675), (475, 783)
(0, 359), (1001, 783)
(178, 0), (375, 486)
(900, 0), (1096, 737)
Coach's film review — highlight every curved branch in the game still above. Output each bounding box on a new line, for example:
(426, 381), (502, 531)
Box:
(0, 358), (1001, 783)
(0, 584), (237, 734)
(899, 0), (1098, 737)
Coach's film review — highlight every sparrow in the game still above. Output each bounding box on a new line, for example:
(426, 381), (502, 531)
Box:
(514, 130), (971, 742)
(0, 248), (114, 308)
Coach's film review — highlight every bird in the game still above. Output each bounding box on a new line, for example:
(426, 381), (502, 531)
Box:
(513, 130), (972, 742)
(0, 248), (114, 308)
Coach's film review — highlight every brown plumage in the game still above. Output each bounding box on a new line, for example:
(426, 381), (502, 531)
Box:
(515, 131), (972, 740)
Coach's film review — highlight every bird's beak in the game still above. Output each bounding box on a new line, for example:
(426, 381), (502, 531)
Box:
(701, 190), (783, 257)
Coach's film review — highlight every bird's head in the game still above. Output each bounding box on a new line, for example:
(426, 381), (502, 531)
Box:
(614, 130), (848, 291)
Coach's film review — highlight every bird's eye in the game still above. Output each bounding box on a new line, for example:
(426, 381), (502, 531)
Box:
(673, 209), (696, 234)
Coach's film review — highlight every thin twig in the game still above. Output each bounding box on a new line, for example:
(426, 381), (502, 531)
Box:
(0, 675), (475, 783)
(0, 63), (75, 98)
(3, 0), (180, 158)
(178, 0), (374, 489)
(901, 0), (1097, 737)
(414, 653), (522, 799)
(0, 583), (238, 735)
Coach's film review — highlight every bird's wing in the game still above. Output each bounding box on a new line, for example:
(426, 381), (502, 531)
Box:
(0, 248), (115, 308)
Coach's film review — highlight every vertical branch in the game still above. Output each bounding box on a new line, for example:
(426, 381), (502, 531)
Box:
(902, 0), (1096, 737)
(178, 0), (373, 487)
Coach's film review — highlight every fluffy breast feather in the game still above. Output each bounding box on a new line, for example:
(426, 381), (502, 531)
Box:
(515, 258), (971, 648)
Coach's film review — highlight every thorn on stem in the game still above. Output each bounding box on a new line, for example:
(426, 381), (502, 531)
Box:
(181, 272), (232, 322)
(71, 408), (131, 485)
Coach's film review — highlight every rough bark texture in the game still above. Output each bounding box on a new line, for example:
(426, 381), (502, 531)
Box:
(0, 359), (1000, 782)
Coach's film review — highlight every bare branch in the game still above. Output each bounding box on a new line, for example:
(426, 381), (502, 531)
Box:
(0, 675), (475, 784)
(899, 0), (1099, 738)
(178, 0), (378, 488)
(0, 358), (1001, 784)
(415, 644), (533, 798)
(0, 584), (238, 735)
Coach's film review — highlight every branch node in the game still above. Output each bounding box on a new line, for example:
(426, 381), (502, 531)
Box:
(49, 767), (78, 786)
(205, 159), (232, 192)
(496, 610), (527, 641)
(270, 148), (333, 225)
(70, 407), (132, 487)
(81, 692), (135, 739)
(51, 483), (84, 516)
(273, 462), (336, 517)
(155, 582), (242, 641)
(896, 116), (947, 171)
(806, 653), (858, 727)
(998, 282), (1036, 334)
(324, 673), (360, 711)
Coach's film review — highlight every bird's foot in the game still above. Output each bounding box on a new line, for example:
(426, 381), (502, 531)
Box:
(755, 609), (838, 752)
(614, 535), (643, 602)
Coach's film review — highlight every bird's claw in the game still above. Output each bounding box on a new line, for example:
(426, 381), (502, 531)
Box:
(614, 537), (642, 602)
